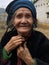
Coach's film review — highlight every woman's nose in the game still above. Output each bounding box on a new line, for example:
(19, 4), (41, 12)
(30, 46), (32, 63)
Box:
(21, 17), (27, 23)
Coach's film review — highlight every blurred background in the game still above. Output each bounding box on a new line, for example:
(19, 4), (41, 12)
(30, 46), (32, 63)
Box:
(0, 0), (49, 41)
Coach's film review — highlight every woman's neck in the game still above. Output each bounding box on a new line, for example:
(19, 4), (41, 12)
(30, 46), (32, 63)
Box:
(18, 30), (32, 40)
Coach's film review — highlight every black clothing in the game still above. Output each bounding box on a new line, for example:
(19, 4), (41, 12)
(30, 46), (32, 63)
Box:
(1, 30), (49, 65)
(0, 42), (2, 65)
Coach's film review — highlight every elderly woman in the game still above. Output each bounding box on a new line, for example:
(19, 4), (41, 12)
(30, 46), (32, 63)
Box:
(1, 0), (49, 65)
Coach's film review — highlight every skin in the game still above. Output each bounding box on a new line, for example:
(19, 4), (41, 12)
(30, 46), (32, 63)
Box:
(4, 8), (35, 65)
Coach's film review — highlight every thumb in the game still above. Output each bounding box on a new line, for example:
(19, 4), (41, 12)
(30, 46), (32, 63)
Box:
(24, 42), (27, 48)
(24, 42), (29, 52)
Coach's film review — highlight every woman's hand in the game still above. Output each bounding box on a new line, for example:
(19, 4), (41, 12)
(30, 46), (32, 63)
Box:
(4, 35), (25, 54)
(17, 43), (34, 65)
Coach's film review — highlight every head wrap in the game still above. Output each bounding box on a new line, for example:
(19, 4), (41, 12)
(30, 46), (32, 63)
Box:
(6, 0), (37, 27)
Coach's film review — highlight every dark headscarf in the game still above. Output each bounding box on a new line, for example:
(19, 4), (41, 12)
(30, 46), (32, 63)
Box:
(6, 0), (37, 27)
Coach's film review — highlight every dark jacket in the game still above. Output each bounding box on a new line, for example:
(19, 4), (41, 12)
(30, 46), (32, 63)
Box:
(1, 30), (49, 65)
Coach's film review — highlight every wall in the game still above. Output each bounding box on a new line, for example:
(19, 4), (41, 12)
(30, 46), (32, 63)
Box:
(34, 0), (49, 23)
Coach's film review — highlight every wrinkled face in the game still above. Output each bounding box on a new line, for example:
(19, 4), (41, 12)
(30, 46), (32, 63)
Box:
(13, 7), (33, 35)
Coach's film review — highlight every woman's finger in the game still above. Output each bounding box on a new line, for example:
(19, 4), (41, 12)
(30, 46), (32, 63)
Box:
(23, 42), (27, 48)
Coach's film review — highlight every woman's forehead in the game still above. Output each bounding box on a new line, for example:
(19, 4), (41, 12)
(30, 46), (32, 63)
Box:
(15, 7), (31, 13)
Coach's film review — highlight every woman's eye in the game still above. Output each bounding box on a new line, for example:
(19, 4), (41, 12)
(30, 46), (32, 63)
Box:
(15, 14), (23, 19)
(25, 14), (32, 18)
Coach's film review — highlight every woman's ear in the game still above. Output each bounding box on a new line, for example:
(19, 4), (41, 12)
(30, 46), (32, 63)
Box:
(32, 18), (37, 28)
(12, 18), (16, 27)
(13, 21), (15, 27)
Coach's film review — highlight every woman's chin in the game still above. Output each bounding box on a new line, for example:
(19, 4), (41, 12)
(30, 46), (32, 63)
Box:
(18, 29), (30, 33)
(17, 29), (30, 36)
(16, 27), (31, 34)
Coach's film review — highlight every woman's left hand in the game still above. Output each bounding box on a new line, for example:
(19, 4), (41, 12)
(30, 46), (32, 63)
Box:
(17, 42), (34, 65)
